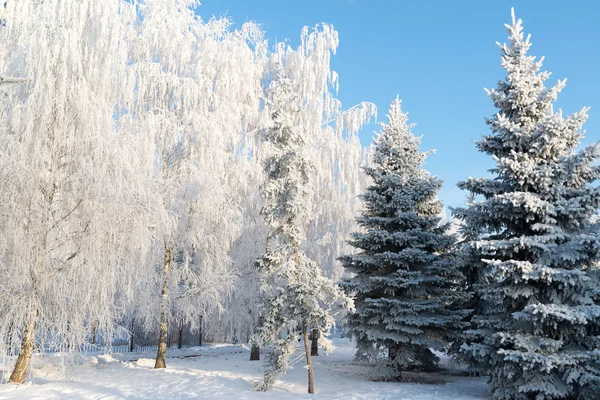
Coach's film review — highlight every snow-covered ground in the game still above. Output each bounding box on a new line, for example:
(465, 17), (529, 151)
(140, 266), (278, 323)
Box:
(0, 339), (489, 399)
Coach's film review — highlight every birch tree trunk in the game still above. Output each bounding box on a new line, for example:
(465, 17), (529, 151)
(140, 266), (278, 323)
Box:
(154, 245), (172, 369)
(9, 306), (38, 384)
(10, 197), (47, 384)
(311, 328), (319, 356)
(302, 321), (315, 394)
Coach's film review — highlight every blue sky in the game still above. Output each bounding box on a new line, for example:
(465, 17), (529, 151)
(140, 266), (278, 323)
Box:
(197, 0), (600, 210)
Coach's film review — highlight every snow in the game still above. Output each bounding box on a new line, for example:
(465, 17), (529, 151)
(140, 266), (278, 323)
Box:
(0, 340), (489, 399)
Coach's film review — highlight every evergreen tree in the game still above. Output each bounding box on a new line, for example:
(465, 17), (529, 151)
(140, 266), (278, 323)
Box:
(340, 97), (466, 378)
(454, 9), (600, 399)
(252, 67), (347, 394)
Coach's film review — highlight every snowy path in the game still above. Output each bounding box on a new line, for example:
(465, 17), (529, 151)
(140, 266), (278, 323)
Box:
(0, 340), (489, 399)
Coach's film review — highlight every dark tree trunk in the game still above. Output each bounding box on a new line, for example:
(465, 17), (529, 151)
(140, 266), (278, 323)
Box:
(198, 315), (203, 346)
(250, 315), (262, 360)
(129, 319), (135, 352)
(388, 343), (399, 362)
(250, 343), (260, 361)
(302, 321), (315, 394)
(91, 323), (97, 345)
(178, 320), (183, 349)
(311, 328), (319, 356)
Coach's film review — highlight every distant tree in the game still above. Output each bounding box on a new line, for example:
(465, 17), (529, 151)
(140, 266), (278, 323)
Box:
(454, 9), (600, 399)
(340, 97), (466, 378)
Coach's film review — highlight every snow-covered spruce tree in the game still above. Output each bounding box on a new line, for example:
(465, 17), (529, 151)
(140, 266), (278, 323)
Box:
(267, 24), (375, 295)
(246, 24), (373, 365)
(340, 97), (466, 378)
(252, 67), (348, 394)
(263, 24), (375, 357)
(453, 10), (600, 400)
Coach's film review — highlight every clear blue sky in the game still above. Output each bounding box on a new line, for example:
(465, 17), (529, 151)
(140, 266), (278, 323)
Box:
(197, 0), (600, 210)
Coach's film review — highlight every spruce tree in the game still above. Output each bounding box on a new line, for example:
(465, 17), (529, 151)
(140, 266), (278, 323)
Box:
(253, 67), (347, 394)
(454, 10), (600, 400)
(340, 97), (466, 377)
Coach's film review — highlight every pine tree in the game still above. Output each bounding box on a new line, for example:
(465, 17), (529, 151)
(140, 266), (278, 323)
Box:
(340, 97), (466, 378)
(253, 67), (348, 394)
(454, 9), (600, 400)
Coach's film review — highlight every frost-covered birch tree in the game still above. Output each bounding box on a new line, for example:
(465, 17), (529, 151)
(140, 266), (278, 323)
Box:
(454, 10), (600, 399)
(185, 16), (269, 346)
(340, 98), (466, 378)
(125, 0), (256, 369)
(0, 0), (154, 383)
(250, 23), (375, 391)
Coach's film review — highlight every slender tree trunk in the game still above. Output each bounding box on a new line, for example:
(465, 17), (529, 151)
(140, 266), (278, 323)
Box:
(178, 320), (183, 349)
(311, 328), (319, 356)
(9, 308), (38, 384)
(302, 321), (315, 394)
(154, 245), (172, 369)
(6, 322), (14, 356)
(10, 177), (51, 383)
(250, 343), (260, 361)
(198, 315), (203, 346)
(91, 323), (97, 345)
(129, 319), (135, 353)
(250, 315), (262, 361)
